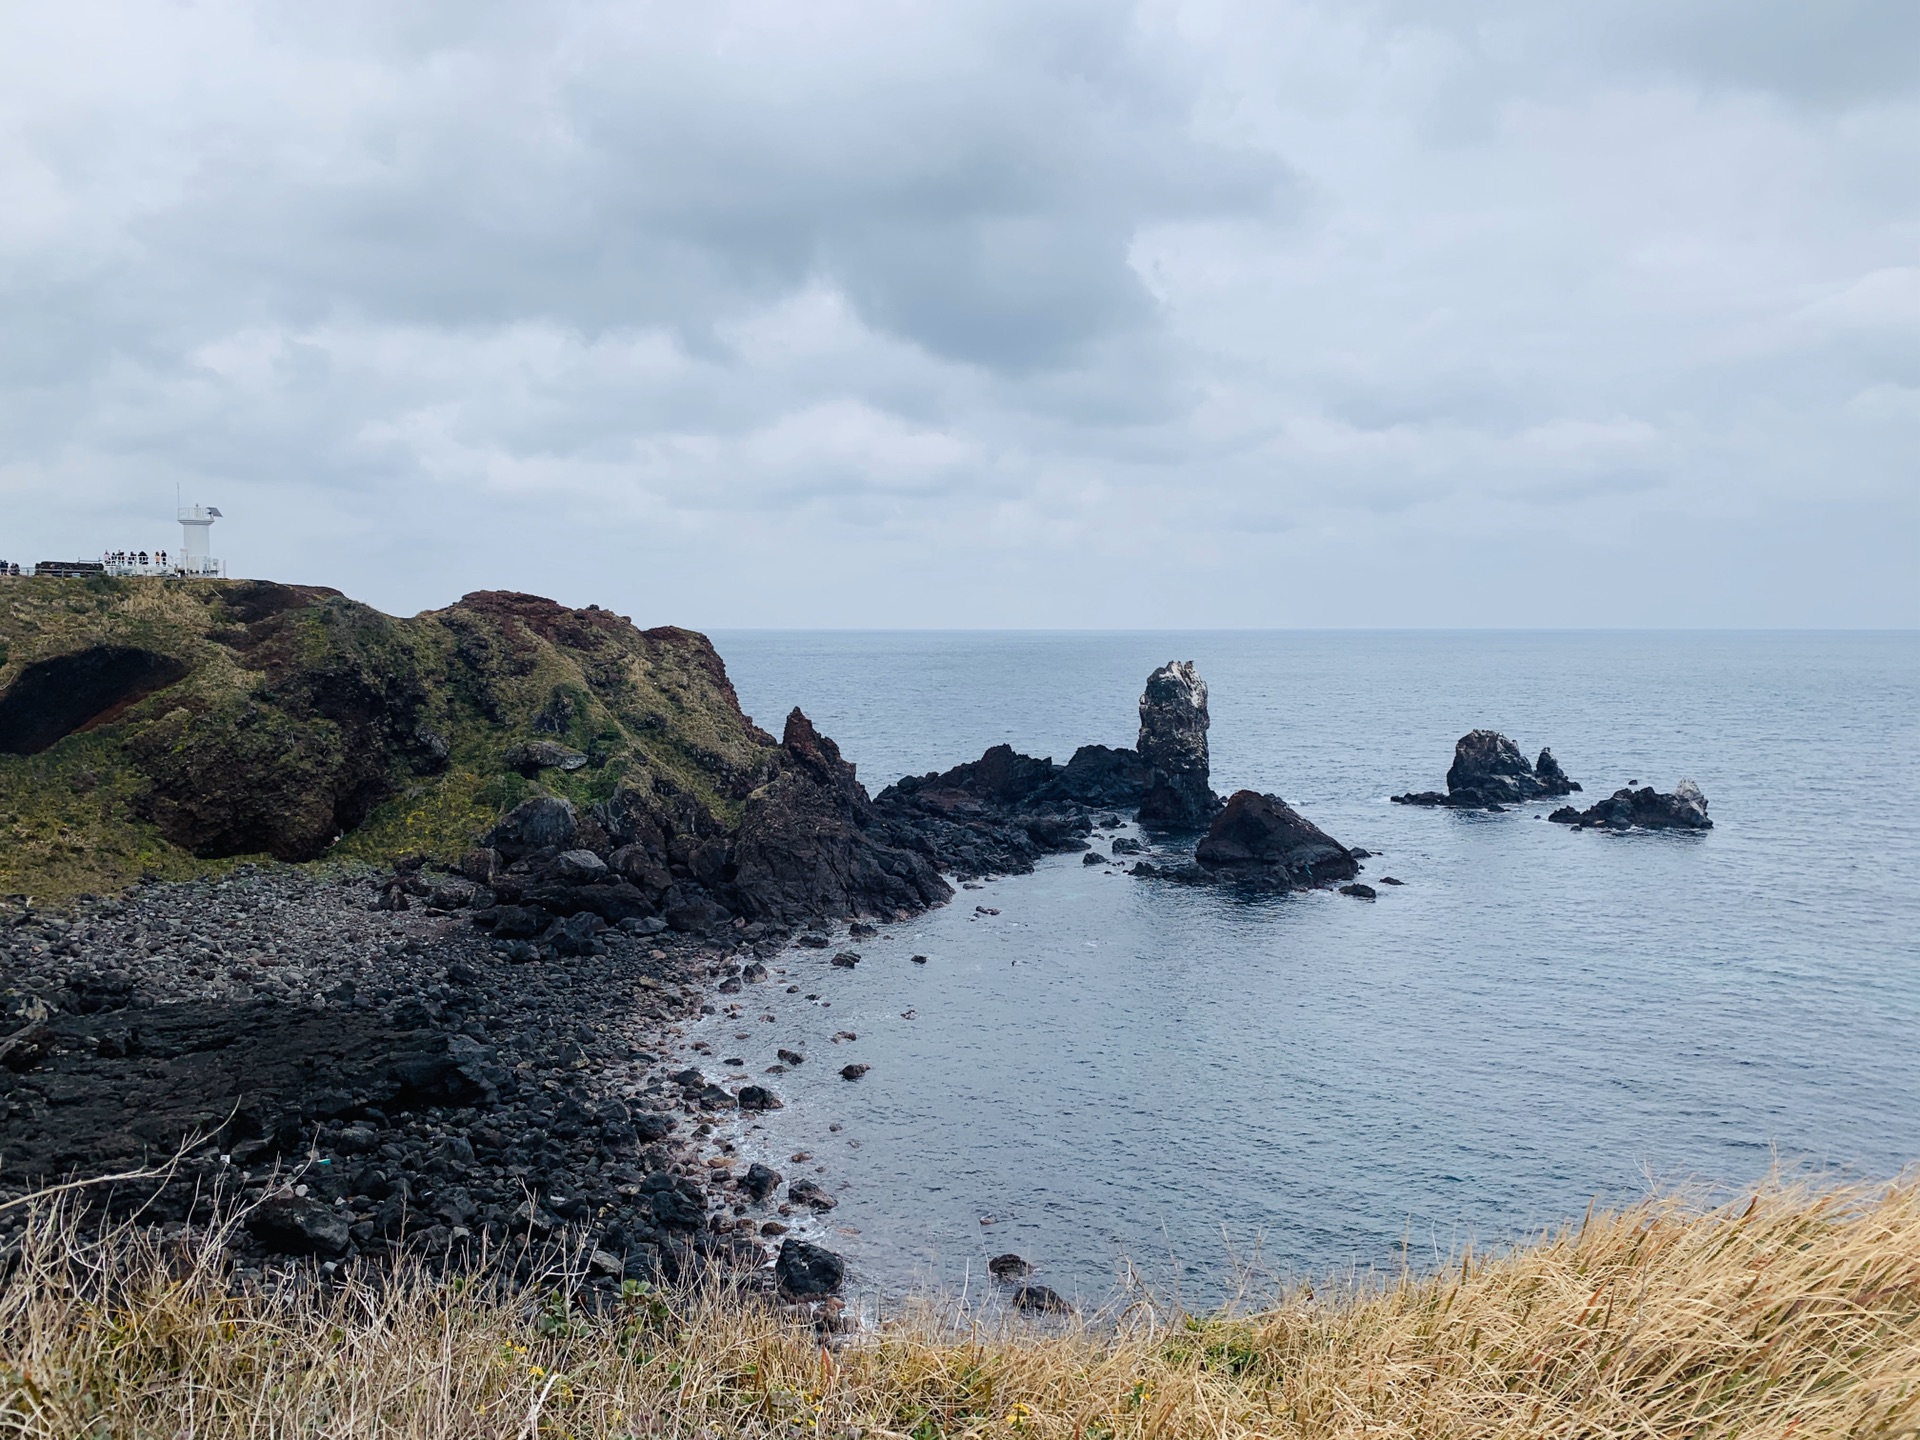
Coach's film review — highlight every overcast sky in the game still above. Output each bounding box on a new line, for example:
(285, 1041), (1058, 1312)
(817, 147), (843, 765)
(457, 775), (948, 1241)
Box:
(3, 1), (1916, 626)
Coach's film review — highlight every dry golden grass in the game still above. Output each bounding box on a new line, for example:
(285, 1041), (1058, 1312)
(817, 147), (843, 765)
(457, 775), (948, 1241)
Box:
(4, 1175), (1919, 1438)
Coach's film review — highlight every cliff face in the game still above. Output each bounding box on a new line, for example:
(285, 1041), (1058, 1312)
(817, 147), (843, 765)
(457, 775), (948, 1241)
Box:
(0, 577), (869, 916)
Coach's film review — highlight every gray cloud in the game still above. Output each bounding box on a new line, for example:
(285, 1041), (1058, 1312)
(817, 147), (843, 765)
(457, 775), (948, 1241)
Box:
(0, 0), (1915, 625)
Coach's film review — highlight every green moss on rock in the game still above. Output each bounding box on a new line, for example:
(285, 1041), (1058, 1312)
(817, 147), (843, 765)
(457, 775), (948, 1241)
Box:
(0, 578), (782, 901)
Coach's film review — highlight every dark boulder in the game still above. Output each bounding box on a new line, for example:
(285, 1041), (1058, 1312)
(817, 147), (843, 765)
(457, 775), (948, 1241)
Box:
(740, 1162), (782, 1202)
(540, 911), (607, 957)
(1550, 780), (1711, 831)
(988, 1252), (1032, 1279)
(1136, 662), (1219, 830)
(476, 904), (545, 938)
(1012, 1283), (1073, 1314)
(486, 796), (578, 853)
(776, 1238), (846, 1297)
(246, 1191), (352, 1258)
(548, 848), (608, 883)
(666, 896), (733, 934)
(1193, 790), (1358, 890)
(737, 1085), (783, 1111)
(531, 880), (654, 924)
(788, 1178), (838, 1211)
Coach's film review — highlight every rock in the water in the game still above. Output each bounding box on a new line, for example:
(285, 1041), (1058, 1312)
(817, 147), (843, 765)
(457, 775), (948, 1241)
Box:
(840, 1063), (870, 1080)
(776, 1238), (846, 1296)
(1339, 882), (1377, 900)
(1012, 1282), (1073, 1314)
(1550, 780), (1712, 831)
(1136, 661), (1220, 830)
(1393, 730), (1581, 809)
(246, 1192), (351, 1258)
(1191, 790), (1358, 890)
(788, 1178), (838, 1211)
(741, 1162), (782, 1202)
(830, 951), (860, 968)
(988, 1252), (1033, 1279)
(737, 1085), (783, 1111)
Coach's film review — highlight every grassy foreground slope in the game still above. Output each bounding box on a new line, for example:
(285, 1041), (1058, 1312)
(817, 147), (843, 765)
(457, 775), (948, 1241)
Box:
(4, 1178), (1918, 1438)
(0, 576), (776, 902)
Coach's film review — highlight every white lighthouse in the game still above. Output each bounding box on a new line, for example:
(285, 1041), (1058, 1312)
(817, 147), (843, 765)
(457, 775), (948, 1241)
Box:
(177, 503), (224, 577)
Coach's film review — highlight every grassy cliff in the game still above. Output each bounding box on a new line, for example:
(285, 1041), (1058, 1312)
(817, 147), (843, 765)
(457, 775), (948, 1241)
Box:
(3, 1178), (1917, 1437)
(0, 577), (779, 902)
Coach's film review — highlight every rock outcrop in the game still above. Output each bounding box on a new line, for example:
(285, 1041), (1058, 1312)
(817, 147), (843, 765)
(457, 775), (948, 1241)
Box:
(873, 742), (1148, 877)
(1189, 790), (1359, 890)
(1136, 661), (1220, 830)
(1392, 730), (1582, 810)
(727, 710), (951, 922)
(1550, 781), (1712, 831)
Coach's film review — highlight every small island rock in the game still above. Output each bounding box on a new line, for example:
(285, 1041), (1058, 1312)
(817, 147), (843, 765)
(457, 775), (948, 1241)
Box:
(1192, 790), (1359, 891)
(1550, 780), (1712, 831)
(1393, 730), (1581, 809)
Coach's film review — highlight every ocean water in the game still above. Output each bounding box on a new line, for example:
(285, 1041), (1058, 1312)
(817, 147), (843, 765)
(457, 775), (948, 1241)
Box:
(693, 631), (1920, 1305)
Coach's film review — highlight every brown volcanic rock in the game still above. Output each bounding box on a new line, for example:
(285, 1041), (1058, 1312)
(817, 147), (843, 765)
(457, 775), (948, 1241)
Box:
(1193, 789), (1358, 889)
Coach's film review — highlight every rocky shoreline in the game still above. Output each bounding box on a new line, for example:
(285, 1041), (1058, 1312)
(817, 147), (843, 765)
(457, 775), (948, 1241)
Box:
(0, 867), (867, 1314)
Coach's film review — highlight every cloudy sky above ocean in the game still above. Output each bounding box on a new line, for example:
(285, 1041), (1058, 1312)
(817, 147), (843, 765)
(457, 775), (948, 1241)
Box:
(3, 1), (1916, 625)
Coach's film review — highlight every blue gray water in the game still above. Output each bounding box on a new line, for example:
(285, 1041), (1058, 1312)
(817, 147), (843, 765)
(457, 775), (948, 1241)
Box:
(692, 631), (1920, 1304)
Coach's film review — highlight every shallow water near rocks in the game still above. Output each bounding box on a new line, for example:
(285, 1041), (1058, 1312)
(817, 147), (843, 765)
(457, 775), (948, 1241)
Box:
(693, 631), (1920, 1306)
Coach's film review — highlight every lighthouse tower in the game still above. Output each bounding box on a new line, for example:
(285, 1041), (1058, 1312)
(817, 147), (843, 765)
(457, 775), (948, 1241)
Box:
(178, 503), (224, 577)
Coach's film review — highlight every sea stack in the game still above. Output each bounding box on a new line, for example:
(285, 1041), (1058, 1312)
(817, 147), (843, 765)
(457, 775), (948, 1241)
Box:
(1136, 660), (1220, 830)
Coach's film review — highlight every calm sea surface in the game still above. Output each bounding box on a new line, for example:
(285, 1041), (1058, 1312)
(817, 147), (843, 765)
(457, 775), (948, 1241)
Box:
(693, 632), (1920, 1305)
